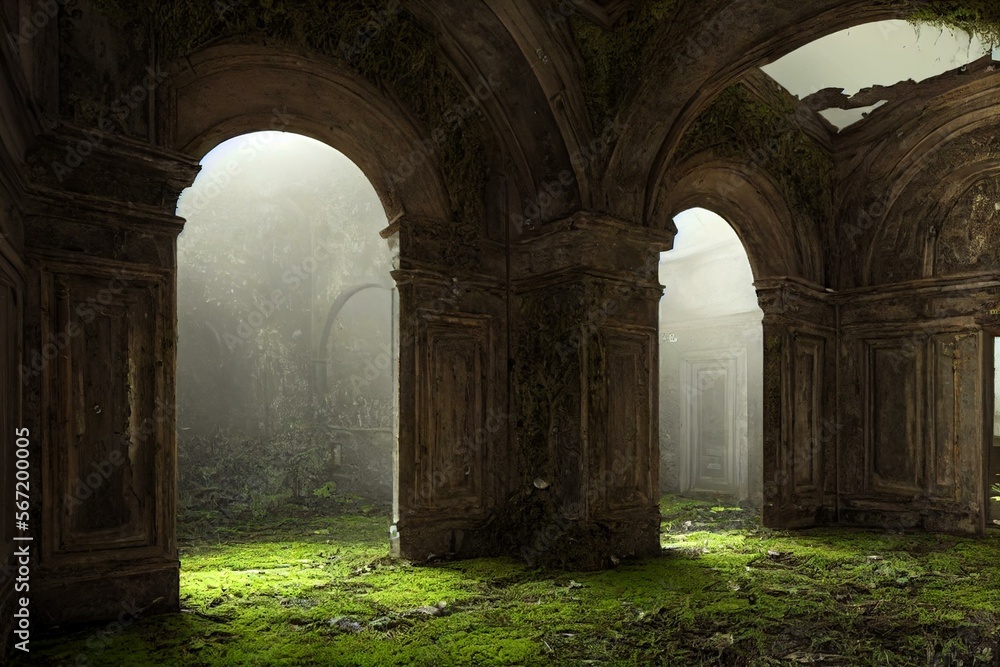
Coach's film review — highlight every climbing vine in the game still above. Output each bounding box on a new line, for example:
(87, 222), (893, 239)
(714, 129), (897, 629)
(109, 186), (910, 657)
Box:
(910, 0), (1000, 46)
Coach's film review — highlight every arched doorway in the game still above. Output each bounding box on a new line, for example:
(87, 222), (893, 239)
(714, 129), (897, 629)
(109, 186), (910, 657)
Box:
(659, 208), (763, 506)
(175, 131), (396, 538)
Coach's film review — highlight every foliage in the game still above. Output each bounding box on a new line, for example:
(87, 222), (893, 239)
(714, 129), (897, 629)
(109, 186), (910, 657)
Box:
(571, 0), (681, 129)
(20, 496), (1000, 666)
(910, 1), (1000, 47)
(676, 83), (834, 225)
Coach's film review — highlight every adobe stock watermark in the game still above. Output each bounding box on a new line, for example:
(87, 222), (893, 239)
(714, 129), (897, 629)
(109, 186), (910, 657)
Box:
(551, 253), (661, 361)
(842, 124), (955, 253)
(63, 401), (175, 510)
(66, 600), (146, 666)
(180, 107), (294, 216)
(671, 6), (739, 74)
(511, 117), (624, 233)
(349, 279), (460, 392)
(221, 231), (334, 352)
(520, 450), (640, 565)
(416, 408), (508, 501)
(6, 0), (67, 51)
(340, 0), (402, 63)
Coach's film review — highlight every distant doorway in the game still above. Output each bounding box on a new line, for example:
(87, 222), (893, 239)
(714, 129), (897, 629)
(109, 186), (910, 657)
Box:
(659, 208), (763, 505)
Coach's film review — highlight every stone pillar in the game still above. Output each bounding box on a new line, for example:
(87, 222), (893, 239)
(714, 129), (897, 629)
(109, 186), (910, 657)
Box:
(508, 213), (673, 569)
(756, 278), (838, 529)
(22, 124), (199, 627)
(387, 219), (509, 560)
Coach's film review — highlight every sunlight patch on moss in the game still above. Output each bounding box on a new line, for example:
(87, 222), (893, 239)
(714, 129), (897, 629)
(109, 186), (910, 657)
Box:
(17, 499), (1000, 666)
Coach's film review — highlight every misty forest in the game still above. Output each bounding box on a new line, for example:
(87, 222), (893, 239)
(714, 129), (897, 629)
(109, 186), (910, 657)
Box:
(175, 132), (396, 537)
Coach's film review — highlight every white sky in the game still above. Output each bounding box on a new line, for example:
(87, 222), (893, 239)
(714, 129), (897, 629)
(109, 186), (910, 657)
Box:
(761, 20), (995, 130)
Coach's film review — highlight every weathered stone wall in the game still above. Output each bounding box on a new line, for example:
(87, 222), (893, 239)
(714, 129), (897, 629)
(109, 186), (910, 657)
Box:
(507, 213), (672, 568)
(837, 284), (992, 533)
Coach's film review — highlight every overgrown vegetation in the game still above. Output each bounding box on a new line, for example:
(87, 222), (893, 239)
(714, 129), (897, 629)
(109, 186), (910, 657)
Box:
(173, 135), (394, 531)
(571, 0), (680, 130)
(910, 1), (1000, 47)
(18, 496), (1000, 666)
(177, 427), (382, 541)
(676, 83), (834, 225)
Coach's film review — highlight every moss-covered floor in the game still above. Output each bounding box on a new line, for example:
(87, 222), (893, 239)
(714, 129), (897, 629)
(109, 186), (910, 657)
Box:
(14, 497), (1000, 666)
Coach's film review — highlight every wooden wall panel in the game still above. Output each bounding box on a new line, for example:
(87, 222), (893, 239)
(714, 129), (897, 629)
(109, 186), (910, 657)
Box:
(841, 320), (985, 532)
(791, 336), (823, 492)
(412, 311), (493, 517)
(588, 326), (655, 514)
(866, 341), (923, 495)
(930, 335), (959, 496)
(940, 332), (984, 529)
(762, 323), (834, 528)
(39, 266), (170, 566)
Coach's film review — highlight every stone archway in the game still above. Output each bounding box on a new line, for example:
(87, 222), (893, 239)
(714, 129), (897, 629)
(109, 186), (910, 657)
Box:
(654, 158), (837, 529)
(163, 45), (514, 560)
(24, 41), (512, 627)
(658, 207), (764, 507)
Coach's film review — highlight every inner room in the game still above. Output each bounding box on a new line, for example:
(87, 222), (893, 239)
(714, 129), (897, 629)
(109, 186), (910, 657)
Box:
(658, 208), (764, 508)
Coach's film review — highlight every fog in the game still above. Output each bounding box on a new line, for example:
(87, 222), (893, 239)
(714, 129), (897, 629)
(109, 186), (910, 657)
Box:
(659, 208), (764, 506)
(175, 132), (395, 534)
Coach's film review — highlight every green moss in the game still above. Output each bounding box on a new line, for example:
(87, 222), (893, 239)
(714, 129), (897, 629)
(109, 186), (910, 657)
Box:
(910, 1), (1000, 46)
(15, 499), (1000, 666)
(676, 83), (834, 225)
(571, 0), (680, 129)
(89, 0), (488, 250)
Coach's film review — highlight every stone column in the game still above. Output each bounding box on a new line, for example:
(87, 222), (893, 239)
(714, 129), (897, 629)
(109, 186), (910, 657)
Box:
(508, 212), (673, 569)
(22, 124), (199, 626)
(756, 278), (837, 529)
(387, 218), (509, 560)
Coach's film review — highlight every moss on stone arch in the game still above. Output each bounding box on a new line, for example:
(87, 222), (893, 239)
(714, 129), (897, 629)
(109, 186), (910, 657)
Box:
(90, 0), (489, 250)
(676, 83), (833, 226)
(570, 0), (680, 131)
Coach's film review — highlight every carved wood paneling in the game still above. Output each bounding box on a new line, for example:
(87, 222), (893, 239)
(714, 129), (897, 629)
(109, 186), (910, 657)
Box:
(865, 339), (923, 494)
(762, 320), (833, 529)
(935, 332), (984, 520)
(846, 328), (984, 531)
(412, 311), (494, 516)
(39, 266), (170, 565)
(791, 335), (824, 492)
(587, 325), (655, 514)
(930, 335), (959, 495)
